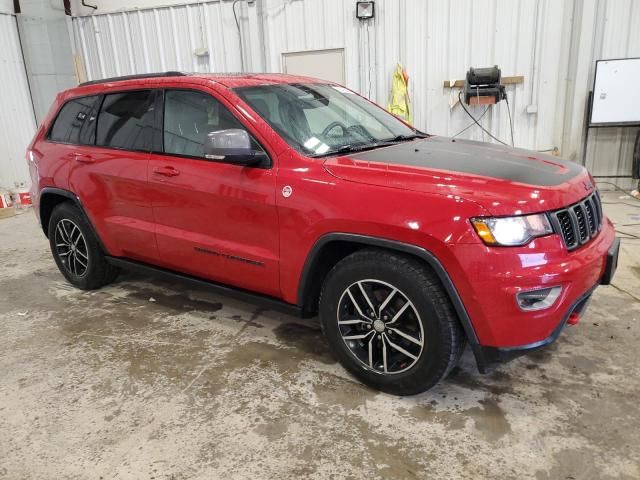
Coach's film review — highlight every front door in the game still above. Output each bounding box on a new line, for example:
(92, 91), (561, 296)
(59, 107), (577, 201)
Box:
(147, 88), (280, 297)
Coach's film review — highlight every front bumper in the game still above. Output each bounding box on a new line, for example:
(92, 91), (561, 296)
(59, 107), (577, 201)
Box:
(474, 282), (596, 372)
(447, 219), (618, 371)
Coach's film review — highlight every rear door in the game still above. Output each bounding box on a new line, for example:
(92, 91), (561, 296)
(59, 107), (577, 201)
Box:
(147, 88), (280, 297)
(66, 89), (159, 263)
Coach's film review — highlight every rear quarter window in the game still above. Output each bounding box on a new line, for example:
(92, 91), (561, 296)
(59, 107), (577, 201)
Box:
(48, 95), (101, 145)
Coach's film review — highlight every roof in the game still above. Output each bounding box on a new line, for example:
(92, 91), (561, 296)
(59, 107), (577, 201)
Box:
(77, 71), (329, 89)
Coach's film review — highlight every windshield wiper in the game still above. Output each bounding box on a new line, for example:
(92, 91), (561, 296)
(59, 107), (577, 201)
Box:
(308, 132), (429, 158)
(309, 142), (386, 158)
(384, 132), (429, 142)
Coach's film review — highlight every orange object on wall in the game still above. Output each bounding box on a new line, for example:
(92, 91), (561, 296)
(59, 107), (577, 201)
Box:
(469, 96), (496, 106)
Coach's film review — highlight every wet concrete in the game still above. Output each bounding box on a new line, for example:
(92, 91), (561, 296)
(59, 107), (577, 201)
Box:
(1, 191), (639, 479)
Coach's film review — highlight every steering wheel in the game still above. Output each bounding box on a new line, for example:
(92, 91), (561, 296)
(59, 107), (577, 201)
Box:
(345, 124), (376, 142)
(322, 121), (349, 138)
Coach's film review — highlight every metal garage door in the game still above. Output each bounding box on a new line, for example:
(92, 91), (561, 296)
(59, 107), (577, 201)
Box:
(0, 13), (37, 190)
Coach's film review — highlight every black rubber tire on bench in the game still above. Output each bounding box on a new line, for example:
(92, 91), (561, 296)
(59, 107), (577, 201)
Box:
(319, 249), (465, 396)
(48, 202), (119, 290)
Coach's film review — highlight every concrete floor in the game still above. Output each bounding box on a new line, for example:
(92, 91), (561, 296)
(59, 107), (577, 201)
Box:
(1, 191), (639, 480)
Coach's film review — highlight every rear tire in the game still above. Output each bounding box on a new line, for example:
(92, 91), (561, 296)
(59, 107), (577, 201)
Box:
(48, 202), (119, 290)
(319, 249), (465, 395)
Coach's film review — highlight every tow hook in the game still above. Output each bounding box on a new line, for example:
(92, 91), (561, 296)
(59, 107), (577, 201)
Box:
(567, 312), (581, 326)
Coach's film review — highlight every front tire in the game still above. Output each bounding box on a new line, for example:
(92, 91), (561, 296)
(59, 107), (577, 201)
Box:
(48, 202), (118, 290)
(319, 249), (465, 395)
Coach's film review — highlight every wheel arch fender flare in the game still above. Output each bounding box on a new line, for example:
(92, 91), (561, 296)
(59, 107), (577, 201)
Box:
(297, 233), (480, 347)
(39, 187), (108, 253)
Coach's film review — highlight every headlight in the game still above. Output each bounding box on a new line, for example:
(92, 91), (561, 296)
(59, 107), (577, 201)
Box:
(471, 214), (553, 246)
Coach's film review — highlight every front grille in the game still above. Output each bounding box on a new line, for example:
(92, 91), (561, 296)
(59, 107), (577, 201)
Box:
(551, 191), (603, 251)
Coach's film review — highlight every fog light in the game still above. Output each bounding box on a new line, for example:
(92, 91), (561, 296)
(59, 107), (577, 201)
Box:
(516, 286), (562, 311)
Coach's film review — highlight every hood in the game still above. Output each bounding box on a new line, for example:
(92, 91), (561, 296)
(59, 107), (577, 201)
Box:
(323, 136), (595, 216)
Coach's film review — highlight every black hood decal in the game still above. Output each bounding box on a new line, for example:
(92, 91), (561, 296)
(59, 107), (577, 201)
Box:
(347, 136), (584, 187)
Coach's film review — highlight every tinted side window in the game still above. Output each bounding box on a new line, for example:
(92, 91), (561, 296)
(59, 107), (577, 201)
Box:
(163, 90), (259, 158)
(96, 90), (155, 151)
(49, 95), (100, 145)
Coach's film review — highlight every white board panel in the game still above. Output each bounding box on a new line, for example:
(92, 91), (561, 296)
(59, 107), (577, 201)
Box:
(591, 58), (640, 126)
(282, 48), (345, 84)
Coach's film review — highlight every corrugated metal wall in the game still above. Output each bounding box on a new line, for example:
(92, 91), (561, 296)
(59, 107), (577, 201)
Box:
(395, 0), (573, 151)
(0, 13), (37, 189)
(71, 0), (640, 183)
(72, 2), (243, 80)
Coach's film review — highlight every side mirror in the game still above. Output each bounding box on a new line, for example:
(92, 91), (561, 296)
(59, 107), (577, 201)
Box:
(204, 129), (267, 167)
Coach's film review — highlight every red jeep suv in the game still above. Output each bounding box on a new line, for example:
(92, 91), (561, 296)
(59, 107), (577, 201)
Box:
(27, 72), (619, 395)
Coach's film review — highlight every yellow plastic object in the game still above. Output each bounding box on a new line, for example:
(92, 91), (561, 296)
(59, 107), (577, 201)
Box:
(470, 219), (497, 245)
(387, 63), (412, 125)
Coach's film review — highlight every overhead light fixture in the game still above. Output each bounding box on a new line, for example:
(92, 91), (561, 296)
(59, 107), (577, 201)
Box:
(356, 1), (375, 20)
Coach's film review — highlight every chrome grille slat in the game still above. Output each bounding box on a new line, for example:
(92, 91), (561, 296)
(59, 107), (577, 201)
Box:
(552, 192), (602, 251)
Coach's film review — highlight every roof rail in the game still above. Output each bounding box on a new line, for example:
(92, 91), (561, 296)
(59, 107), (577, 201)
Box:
(79, 71), (187, 87)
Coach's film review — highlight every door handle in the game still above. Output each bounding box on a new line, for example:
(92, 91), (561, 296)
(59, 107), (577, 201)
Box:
(74, 153), (95, 164)
(153, 166), (180, 177)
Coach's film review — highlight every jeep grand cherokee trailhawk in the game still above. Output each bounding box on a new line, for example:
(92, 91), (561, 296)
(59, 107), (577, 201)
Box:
(27, 72), (619, 395)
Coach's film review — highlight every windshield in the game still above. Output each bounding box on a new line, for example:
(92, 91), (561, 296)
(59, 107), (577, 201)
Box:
(234, 83), (421, 157)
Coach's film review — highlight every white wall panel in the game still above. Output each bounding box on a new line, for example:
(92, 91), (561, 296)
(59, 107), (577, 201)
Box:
(16, 2), (76, 123)
(382, 0), (576, 153)
(257, 0), (358, 88)
(245, 0), (573, 154)
(73, 1), (243, 80)
(0, 0), (13, 14)
(0, 13), (37, 189)
(71, 0), (640, 184)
